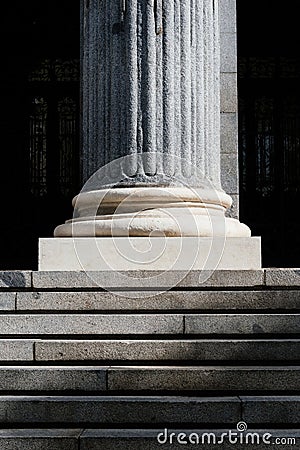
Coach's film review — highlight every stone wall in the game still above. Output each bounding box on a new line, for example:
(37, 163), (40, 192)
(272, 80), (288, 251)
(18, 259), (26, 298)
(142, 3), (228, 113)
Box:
(219, 0), (239, 218)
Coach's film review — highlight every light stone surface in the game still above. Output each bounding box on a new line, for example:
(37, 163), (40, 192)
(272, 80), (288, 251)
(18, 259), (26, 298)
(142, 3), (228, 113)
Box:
(0, 314), (183, 335)
(0, 293), (15, 310)
(39, 237), (261, 271)
(185, 314), (300, 335)
(0, 340), (34, 361)
(0, 396), (241, 424)
(33, 269), (265, 289)
(220, 33), (237, 73)
(226, 194), (239, 219)
(0, 272), (31, 289)
(35, 340), (300, 361)
(0, 367), (107, 391)
(6, 313), (294, 337)
(108, 367), (300, 391)
(219, 0), (236, 33)
(54, 186), (251, 239)
(241, 396), (300, 424)
(219, 0), (238, 217)
(16, 290), (300, 311)
(266, 269), (300, 286)
(221, 73), (238, 113)
(221, 113), (238, 154)
(221, 153), (239, 194)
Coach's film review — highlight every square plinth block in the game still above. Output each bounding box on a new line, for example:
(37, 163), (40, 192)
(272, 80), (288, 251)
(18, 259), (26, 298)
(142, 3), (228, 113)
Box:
(39, 237), (261, 271)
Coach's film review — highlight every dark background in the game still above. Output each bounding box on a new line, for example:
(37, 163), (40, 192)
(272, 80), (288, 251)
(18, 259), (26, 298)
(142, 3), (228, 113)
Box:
(0, 1), (80, 269)
(237, 0), (300, 267)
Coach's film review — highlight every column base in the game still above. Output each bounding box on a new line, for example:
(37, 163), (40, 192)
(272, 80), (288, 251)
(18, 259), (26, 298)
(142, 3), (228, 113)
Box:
(54, 187), (251, 238)
(39, 237), (261, 271)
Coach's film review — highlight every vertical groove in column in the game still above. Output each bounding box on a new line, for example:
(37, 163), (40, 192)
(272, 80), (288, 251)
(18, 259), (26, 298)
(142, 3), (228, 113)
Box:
(162, 0), (175, 177)
(110, 1), (121, 166)
(87, 0), (94, 179)
(208, 0), (214, 184)
(136, 0), (144, 175)
(92, 0), (98, 172)
(126, 0), (138, 175)
(96, 0), (104, 169)
(155, 1), (163, 175)
(213, 0), (221, 188)
(104, 0), (115, 181)
(173, 0), (181, 176)
(180, 0), (192, 178)
(206, 0), (214, 182)
(108, 1), (121, 180)
(104, 0), (111, 168)
(83, 0), (103, 181)
(142, 0), (157, 175)
(81, 0), (89, 181)
(119, 4), (126, 159)
(190, 0), (196, 176)
(195, 0), (205, 178)
(203, 0), (209, 180)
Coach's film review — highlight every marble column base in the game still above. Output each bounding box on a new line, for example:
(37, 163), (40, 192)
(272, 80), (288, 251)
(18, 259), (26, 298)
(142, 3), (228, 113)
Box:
(39, 237), (261, 271)
(54, 187), (251, 238)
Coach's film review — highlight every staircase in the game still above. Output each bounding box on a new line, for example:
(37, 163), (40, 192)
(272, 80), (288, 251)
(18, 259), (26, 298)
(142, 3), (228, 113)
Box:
(0, 269), (299, 449)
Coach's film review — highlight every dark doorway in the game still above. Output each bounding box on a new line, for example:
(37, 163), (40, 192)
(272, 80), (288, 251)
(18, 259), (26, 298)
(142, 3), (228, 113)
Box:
(0, 1), (80, 269)
(237, 1), (300, 267)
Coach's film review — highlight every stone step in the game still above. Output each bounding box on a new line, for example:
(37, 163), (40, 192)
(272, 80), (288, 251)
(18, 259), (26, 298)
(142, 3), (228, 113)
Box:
(0, 367), (107, 392)
(2, 269), (300, 290)
(31, 270), (265, 289)
(0, 340), (34, 361)
(0, 314), (183, 335)
(2, 339), (299, 362)
(0, 396), (240, 425)
(0, 314), (299, 335)
(0, 395), (299, 425)
(0, 429), (81, 450)
(0, 366), (299, 392)
(0, 429), (299, 450)
(34, 339), (300, 361)
(107, 366), (300, 391)
(7, 289), (300, 311)
(241, 396), (300, 425)
(80, 429), (300, 449)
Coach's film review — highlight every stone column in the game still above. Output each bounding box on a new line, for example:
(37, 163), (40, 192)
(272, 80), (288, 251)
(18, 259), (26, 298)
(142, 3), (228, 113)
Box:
(81, 0), (221, 185)
(53, 0), (251, 239)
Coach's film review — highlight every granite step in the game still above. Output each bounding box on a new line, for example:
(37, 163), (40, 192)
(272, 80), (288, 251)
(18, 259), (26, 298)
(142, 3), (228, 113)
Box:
(1, 339), (300, 362)
(80, 429), (300, 450)
(1, 269), (300, 291)
(11, 289), (300, 311)
(0, 366), (299, 392)
(0, 395), (241, 425)
(31, 270), (265, 289)
(0, 395), (299, 425)
(106, 366), (300, 392)
(35, 339), (300, 362)
(0, 313), (299, 335)
(0, 429), (299, 450)
(0, 430), (81, 450)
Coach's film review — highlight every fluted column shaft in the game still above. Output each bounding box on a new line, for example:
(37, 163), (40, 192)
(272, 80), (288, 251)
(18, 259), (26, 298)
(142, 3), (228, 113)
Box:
(82, 0), (221, 189)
